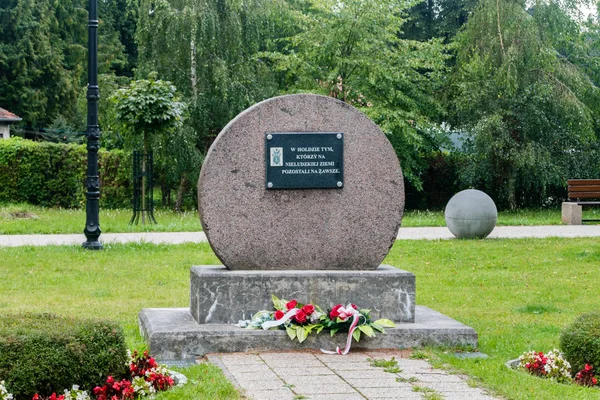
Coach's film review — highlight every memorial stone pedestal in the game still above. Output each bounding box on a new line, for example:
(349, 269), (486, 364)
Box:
(139, 94), (478, 361)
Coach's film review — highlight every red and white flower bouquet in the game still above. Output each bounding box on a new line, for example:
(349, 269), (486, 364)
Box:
(239, 295), (396, 354)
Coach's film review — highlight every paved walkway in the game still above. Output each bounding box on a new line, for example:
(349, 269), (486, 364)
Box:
(1, 225), (600, 247)
(208, 350), (498, 400)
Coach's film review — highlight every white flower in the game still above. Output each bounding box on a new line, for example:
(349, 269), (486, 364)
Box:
(0, 381), (13, 400)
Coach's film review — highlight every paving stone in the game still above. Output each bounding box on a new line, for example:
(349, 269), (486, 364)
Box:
(443, 393), (497, 400)
(317, 353), (372, 362)
(394, 359), (432, 368)
(209, 351), (501, 400)
(282, 374), (348, 386)
(277, 366), (336, 377)
(419, 381), (485, 393)
(223, 363), (272, 374)
(355, 387), (420, 398)
(304, 394), (366, 400)
(231, 371), (279, 382)
(366, 351), (411, 359)
(344, 377), (411, 388)
(243, 388), (296, 400)
(260, 352), (319, 361)
(401, 372), (463, 383)
(327, 361), (374, 371)
(263, 359), (325, 368)
(238, 379), (289, 391)
(291, 383), (357, 395)
(336, 370), (395, 379)
(219, 354), (262, 364)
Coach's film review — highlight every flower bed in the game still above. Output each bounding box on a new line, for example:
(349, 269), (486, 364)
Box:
(510, 349), (599, 388)
(1, 350), (176, 400)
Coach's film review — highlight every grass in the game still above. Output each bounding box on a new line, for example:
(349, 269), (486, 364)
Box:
(0, 242), (237, 399)
(2, 238), (600, 398)
(3, 203), (600, 234)
(0, 203), (201, 234)
(385, 238), (600, 399)
(402, 208), (600, 227)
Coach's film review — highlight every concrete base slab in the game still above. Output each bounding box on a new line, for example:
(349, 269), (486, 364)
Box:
(562, 202), (582, 225)
(139, 306), (477, 361)
(190, 265), (415, 324)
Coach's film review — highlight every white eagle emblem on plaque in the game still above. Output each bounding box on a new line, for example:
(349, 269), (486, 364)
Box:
(270, 147), (283, 167)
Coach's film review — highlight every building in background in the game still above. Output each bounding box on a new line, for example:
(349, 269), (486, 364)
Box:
(0, 108), (22, 139)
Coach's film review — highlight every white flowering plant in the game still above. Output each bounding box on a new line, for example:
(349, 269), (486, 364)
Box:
(0, 381), (13, 400)
(518, 349), (571, 384)
(62, 385), (91, 400)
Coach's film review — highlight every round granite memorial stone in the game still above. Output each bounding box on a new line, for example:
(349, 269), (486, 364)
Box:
(444, 189), (497, 239)
(198, 94), (404, 270)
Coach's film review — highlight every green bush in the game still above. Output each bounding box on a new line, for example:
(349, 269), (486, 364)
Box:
(560, 311), (600, 374)
(0, 313), (129, 399)
(0, 138), (131, 208)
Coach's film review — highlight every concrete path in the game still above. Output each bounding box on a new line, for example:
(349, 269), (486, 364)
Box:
(208, 350), (498, 400)
(1, 225), (600, 247)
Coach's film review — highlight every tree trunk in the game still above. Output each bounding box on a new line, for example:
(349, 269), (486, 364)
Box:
(190, 8), (198, 102)
(175, 173), (189, 212)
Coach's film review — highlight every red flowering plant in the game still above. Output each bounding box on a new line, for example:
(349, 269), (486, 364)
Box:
(92, 376), (135, 400)
(129, 350), (174, 395)
(575, 364), (599, 386)
(28, 350), (175, 400)
(517, 349), (571, 383)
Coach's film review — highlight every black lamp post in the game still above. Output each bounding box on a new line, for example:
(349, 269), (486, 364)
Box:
(83, 0), (102, 250)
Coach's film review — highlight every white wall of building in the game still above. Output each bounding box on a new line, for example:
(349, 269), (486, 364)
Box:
(0, 124), (10, 139)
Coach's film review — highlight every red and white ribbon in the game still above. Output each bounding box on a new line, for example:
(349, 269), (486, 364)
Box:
(321, 305), (361, 355)
(261, 308), (298, 330)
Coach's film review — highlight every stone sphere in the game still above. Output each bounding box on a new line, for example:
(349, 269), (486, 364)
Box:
(444, 189), (497, 239)
(198, 94), (404, 270)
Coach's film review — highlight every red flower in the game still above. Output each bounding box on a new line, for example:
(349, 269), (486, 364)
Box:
(301, 304), (315, 315)
(32, 395), (40, 400)
(294, 310), (307, 323)
(350, 304), (358, 310)
(286, 300), (298, 310)
(274, 310), (285, 320)
(330, 304), (343, 319)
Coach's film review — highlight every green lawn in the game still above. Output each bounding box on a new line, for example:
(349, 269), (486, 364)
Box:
(3, 203), (600, 234)
(0, 203), (201, 234)
(1, 239), (600, 399)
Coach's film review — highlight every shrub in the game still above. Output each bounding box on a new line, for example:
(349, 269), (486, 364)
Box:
(560, 311), (600, 374)
(0, 313), (129, 399)
(0, 138), (131, 208)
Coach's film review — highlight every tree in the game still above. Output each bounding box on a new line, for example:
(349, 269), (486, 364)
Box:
(403, 0), (478, 42)
(257, 0), (448, 189)
(0, 0), (135, 129)
(112, 72), (185, 222)
(135, 0), (290, 151)
(0, 0), (83, 126)
(447, 0), (600, 209)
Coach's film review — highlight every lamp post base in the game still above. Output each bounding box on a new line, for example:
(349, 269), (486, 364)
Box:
(82, 240), (103, 250)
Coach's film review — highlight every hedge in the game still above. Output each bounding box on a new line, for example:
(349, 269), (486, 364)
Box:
(560, 311), (600, 374)
(0, 138), (131, 208)
(0, 313), (129, 399)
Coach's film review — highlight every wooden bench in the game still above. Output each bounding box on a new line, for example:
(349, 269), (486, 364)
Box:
(562, 179), (600, 224)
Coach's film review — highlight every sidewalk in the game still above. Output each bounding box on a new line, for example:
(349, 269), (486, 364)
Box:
(208, 350), (498, 400)
(1, 225), (600, 247)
